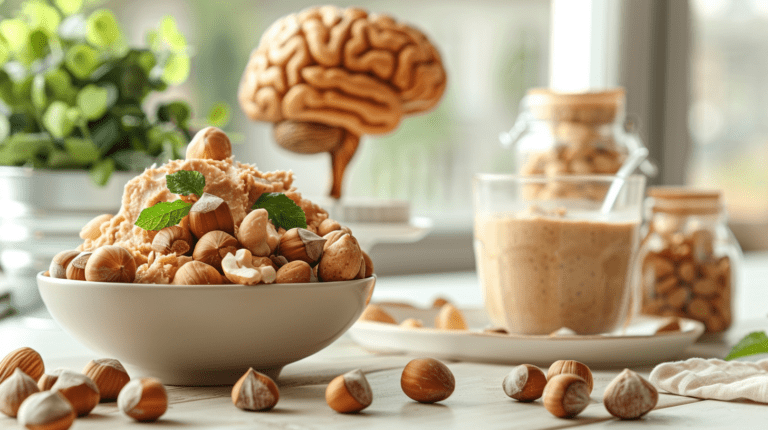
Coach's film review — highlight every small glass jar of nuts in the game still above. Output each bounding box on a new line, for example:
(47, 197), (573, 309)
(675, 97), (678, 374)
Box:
(636, 187), (742, 334)
(501, 88), (648, 200)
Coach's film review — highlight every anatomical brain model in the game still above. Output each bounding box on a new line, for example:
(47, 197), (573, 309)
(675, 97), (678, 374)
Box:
(238, 5), (447, 199)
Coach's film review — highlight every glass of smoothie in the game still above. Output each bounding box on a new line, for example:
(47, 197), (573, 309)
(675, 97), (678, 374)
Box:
(473, 174), (646, 335)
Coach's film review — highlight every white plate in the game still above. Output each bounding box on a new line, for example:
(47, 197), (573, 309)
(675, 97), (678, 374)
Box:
(349, 305), (705, 368)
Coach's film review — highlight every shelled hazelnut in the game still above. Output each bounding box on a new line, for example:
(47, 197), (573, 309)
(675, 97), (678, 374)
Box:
(117, 377), (167, 421)
(401, 358), (455, 403)
(82, 359), (130, 401)
(192, 230), (238, 272)
(189, 193), (235, 238)
(231, 368), (279, 411)
(326, 369), (372, 413)
(502, 364), (546, 402)
(49, 250), (80, 279)
(547, 360), (593, 394)
(0, 347), (44, 384)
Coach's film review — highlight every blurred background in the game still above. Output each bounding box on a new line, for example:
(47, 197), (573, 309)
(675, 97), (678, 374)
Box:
(0, 0), (765, 285)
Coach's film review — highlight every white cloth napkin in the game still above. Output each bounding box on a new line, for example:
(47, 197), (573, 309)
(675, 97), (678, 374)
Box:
(649, 358), (768, 403)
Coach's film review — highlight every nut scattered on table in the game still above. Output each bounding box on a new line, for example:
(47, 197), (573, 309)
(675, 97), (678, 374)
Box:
(0, 368), (40, 417)
(547, 360), (593, 394)
(84, 245), (137, 283)
(502, 364), (547, 402)
(603, 369), (658, 420)
(326, 369), (373, 413)
(231, 368), (280, 412)
(189, 193), (235, 238)
(17, 391), (75, 430)
(186, 126), (232, 161)
(401, 358), (455, 403)
(82, 358), (130, 401)
(542, 374), (591, 419)
(359, 304), (396, 324)
(0, 347), (44, 384)
(49, 250), (80, 279)
(117, 377), (167, 422)
(37, 369), (66, 391)
(50, 370), (99, 417)
(400, 318), (423, 329)
(435, 303), (468, 330)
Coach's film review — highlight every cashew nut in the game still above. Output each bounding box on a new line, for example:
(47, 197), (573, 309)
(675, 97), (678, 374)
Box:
(221, 248), (277, 285)
(237, 209), (279, 257)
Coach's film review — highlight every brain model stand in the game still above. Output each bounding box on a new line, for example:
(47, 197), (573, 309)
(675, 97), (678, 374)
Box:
(238, 5), (447, 199)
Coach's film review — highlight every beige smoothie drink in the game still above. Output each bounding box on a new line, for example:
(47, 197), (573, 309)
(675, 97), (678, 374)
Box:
(474, 209), (639, 335)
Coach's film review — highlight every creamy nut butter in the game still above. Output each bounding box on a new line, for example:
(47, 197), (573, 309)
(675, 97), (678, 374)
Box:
(474, 209), (639, 335)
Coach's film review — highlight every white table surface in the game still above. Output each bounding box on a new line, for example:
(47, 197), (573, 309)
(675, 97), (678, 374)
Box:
(1, 253), (767, 429)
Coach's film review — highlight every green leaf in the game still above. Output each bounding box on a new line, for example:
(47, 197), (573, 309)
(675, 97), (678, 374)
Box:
(22, 2), (61, 34)
(159, 16), (186, 52)
(111, 149), (154, 171)
(42, 100), (75, 138)
(136, 50), (156, 73)
(0, 132), (54, 164)
(207, 102), (230, 128)
(161, 53), (189, 85)
(252, 192), (307, 230)
(86, 9), (122, 47)
(0, 19), (30, 52)
(0, 42), (9, 66)
(64, 43), (98, 79)
(89, 157), (114, 186)
(166, 169), (204, 197)
(47, 148), (80, 168)
(28, 29), (50, 60)
(45, 68), (76, 103)
(76, 84), (108, 120)
(63, 137), (98, 163)
(32, 74), (47, 110)
(135, 199), (192, 230)
(90, 115), (121, 154)
(55, 0), (84, 16)
(157, 101), (191, 127)
(0, 115), (10, 142)
(725, 331), (768, 361)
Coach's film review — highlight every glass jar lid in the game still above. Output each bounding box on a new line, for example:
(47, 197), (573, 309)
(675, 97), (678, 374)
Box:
(648, 186), (722, 215)
(524, 88), (626, 124)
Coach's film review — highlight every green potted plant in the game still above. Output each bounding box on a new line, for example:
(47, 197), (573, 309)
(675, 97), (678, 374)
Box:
(0, 0), (226, 311)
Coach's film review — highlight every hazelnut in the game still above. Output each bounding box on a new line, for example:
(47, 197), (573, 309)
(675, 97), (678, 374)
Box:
(49, 250), (80, 279)
(193, 230), (238, 272)
(354, 256), (366, 280)
(84, 245), (136, 283)
(221, 249), (276, 285)
(432, 297), (450, 308)
(0, 368), (40, 417)
(502, 364), (546, 402)
(547, 360), (593, 394)
(79, 214), (112, 241)
(358, 304), (396, 324)
(189, 193), (235, 238)
(399, 318), (423, 328)
(65, 252), (92, 281)
(17, 391), (75, 430)
(325, 369), (372, 413)
(37, 369), (66, 391)
(603, 369), (658, 420)
(275, 260), (313, 283)
(317, 218), (342, 236)
(117, 377), (167, 421)
(279, 228), (326, 265)
(231, 368), (279, 411)
(50, 370), (99, 416)
(185, 126), (232, 161)
(362, 251), (374, 278)
(152, 226), (194, 256)
(317, 231), (362, 282)
(435, 304), (468, 330)
(82, 358), (130, 401)
(542, 374), (590, 418)
(655, 317), (681, 334)
(401, 358), (455, 403)
(237, 209), (279, 257)
(172, 261), (224, 285)
(0, 347), (44, 384)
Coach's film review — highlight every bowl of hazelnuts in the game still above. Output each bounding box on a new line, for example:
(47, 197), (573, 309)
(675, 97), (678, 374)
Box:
(36, 127), (375, 386)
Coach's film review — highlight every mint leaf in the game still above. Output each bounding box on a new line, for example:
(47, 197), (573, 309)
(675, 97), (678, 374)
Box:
(135, 200), (192, 231)
(166, 170), (205, 197)
(725, 331), (768, 361)
(252, 192), (307, 230)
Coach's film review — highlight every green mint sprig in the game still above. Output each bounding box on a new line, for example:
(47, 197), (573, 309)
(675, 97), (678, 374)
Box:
(135, 170), (204, 231)
(725, 331), (768, 361)
(252, 193), (307, 230)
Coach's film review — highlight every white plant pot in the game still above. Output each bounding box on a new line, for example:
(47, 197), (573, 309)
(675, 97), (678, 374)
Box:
(0, 167), (134, 311)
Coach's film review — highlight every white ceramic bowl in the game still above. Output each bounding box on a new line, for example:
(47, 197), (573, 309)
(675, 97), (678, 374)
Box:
(37, 273), (375, 386)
